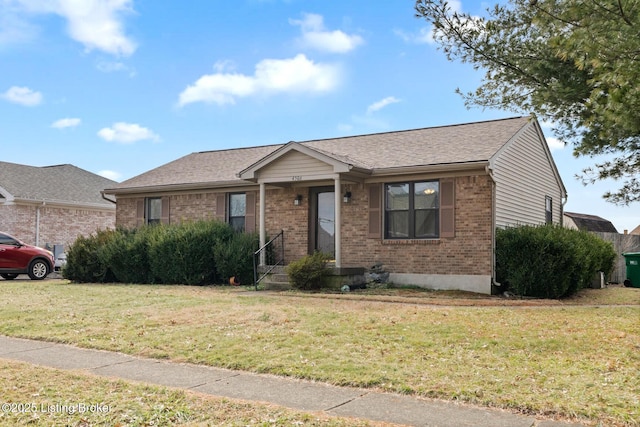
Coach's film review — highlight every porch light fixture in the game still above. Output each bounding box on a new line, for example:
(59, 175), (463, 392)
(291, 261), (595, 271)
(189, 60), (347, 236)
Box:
(294, 194), (303, 206)
(343, 191), (352, 203)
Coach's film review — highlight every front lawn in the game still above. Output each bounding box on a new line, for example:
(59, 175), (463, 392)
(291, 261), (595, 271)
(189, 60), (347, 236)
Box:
(0, 280), (638, 426)
(0, 359), (392, 426)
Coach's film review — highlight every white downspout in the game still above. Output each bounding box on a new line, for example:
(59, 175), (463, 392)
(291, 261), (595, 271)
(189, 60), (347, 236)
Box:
(485, 165), (497, 290)
(35, 201), (45, 247)
(259, 182), (266, 266)
(35, 206), (40, 247)
(334, 176), (341, 269)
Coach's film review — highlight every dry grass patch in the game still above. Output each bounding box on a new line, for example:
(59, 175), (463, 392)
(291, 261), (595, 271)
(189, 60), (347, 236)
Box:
(0, 360), (395, 426)
(0, 279), (638, 426)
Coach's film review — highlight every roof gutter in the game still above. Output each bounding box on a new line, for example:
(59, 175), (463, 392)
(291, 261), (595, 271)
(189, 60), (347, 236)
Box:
(13, 198), (115, 210)
(103, 179), (252, 196)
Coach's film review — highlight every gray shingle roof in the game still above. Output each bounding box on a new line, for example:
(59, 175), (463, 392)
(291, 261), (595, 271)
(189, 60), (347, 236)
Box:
(303, 116), (531, 170)
(564, 212), (618, 233)
(108, 116), (532, 191)
(0, 162), (117, 208)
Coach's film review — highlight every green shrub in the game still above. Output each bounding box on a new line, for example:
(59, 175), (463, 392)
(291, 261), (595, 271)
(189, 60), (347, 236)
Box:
(286, 252), (331, 290)
(99, 227), (156, 284)
(214, 231), (260, 286)
(63, 229), (118, 283)
(148, 220), (234, 285)
(496, 224), (616, 298)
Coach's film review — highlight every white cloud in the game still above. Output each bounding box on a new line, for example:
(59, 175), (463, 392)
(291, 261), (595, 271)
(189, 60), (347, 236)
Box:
(98, 169), (121, 181)
(1, 86), (42, 106)
(6, 0), (136, 56)
(97, 122), (159, 144)
(0, 7), (39, 46)
(178, 54), (340, 107)
(96, 60), (135, 76)
(546, 137), (565, 152)
(51, 117), (81, 128)
(290, 13), (363, 54)
(367, 96), (401, 114)
(394, 28), (433, 45)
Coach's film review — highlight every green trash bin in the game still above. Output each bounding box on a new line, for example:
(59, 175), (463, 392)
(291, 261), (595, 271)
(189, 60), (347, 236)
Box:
(622, 252), (640, 288)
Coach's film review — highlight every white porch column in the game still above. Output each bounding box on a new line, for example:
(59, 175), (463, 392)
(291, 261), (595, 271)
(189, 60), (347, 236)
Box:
(259, 182), (266, 266)
(334, 176), (341, 268)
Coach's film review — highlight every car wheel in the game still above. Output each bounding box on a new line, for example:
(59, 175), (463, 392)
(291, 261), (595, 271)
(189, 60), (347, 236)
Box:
(1, 273), (19, 280)
(28, 259), (49, 280)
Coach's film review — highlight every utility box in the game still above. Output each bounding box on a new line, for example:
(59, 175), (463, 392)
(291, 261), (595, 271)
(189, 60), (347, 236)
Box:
(622, 252), (640, 288)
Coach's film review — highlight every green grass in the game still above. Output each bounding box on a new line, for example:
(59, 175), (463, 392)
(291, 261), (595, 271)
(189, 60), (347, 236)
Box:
(0, 280), (638, 426)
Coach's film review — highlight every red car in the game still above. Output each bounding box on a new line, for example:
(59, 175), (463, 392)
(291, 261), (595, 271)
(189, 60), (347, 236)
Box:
(0, 232), (54, 280)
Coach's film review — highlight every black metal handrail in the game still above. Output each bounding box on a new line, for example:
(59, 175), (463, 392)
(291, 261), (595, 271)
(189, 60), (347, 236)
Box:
(253, 230), (284, 290)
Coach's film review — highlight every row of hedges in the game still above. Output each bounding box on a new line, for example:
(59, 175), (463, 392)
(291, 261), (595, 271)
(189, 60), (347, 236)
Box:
(496, 224), (616, 298)
(63, 221), (259, 286)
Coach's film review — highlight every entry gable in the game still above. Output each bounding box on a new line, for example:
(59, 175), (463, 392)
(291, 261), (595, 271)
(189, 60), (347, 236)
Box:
(239, 142), (355, 183)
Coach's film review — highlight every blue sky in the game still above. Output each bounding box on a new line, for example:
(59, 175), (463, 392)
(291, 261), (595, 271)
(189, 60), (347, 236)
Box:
(1, 0), (637, 232)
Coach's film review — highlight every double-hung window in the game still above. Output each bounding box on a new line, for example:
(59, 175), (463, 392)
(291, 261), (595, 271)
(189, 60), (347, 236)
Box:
(385, 181), (440, 239)
(229, 193), (246, 232)
(146, 197), (162, 225)
(545, 196), (553, 224)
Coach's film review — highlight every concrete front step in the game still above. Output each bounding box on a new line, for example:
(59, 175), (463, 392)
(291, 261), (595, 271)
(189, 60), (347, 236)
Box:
(261, 280), (292, 291)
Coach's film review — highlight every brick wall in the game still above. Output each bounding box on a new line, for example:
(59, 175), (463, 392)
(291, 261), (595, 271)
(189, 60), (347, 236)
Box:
(337, 175), (493, 276)
(117, 193), (226, 229)
(0, 204), (115, 248)
(264, 188), (309, 262)
(114, 174), (494, 277)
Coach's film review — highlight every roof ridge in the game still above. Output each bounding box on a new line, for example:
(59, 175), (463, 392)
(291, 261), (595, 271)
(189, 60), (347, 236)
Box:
(195, 142), (284, 155)
(296, 116), (528, 145)
(192, 116), (528, 154)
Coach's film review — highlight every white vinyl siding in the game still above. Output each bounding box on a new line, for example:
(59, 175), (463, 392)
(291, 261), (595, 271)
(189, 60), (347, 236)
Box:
(258, 151), (333, 180)
(492, 123), (564, 228)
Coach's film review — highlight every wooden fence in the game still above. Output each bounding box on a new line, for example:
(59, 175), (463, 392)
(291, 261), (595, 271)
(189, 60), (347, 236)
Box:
(592, 232), (640, 283)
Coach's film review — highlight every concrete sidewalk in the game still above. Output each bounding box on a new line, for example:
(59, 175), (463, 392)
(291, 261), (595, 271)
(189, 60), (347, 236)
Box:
(0, 335), (585, 427)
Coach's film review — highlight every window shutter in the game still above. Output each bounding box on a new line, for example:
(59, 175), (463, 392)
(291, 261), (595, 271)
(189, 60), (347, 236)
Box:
(216, 193), (226, 222)
(440, 178), (455, 238)
(160, 197), (170, 224)
(368, 184), (381, 238)
(245, 192), (256, 232)
(136, 199), (145, 227)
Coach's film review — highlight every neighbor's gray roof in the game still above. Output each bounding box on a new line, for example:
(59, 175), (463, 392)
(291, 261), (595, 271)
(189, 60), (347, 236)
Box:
(564, 212), (618, 233)
(108, 116), (532, 192)
(0, 162), (117, 208)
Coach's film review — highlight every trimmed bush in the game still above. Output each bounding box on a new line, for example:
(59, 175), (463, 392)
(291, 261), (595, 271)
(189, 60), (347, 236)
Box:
(214, 231), (260, 286)
(148, 220), (234, 285)
(63, 229), (118, 283)
(496, 224), (616, 298)
(99, 227), (156, 284)
(286, 251), (331, 290)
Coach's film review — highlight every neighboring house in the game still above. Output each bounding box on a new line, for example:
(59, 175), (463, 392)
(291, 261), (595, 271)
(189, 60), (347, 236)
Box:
(104, 116), (566, 294)
(630, 225), (640, 236)
(0, 162), (116, 250)
(564, 212), (618, 233)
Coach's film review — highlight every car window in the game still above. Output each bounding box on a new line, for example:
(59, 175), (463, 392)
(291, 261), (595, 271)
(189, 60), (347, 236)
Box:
(0, 233), (18, 245)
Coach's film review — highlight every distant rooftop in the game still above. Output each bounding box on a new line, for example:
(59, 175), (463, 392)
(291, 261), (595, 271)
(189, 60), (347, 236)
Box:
(0, 162), (117, 208)
(564, 212), (618, 233)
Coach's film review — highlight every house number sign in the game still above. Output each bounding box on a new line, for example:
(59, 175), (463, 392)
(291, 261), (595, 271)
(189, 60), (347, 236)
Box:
(291, 176), (302, 181)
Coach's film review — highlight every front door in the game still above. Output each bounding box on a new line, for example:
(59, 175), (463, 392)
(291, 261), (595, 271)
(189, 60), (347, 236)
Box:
(310, 187), (335, 257)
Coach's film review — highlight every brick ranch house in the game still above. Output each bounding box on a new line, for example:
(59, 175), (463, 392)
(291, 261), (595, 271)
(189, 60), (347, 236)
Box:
(0, 162), (116, 251)
(104, 116), (566, 294)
